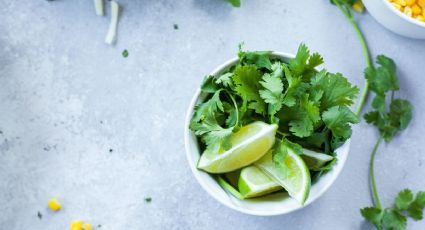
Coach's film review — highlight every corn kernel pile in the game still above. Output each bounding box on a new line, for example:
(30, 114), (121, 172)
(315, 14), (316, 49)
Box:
(389, 0), (425, 22)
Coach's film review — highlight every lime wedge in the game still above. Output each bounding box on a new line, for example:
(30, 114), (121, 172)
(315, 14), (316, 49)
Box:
(238, 166), (282, 198)
(197, 121), (278, 173)
(301, 149), (334, 171)
(255, 149), (311, 204)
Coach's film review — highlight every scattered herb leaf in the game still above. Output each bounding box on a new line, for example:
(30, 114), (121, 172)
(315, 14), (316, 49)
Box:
(122, 49), (129, 58)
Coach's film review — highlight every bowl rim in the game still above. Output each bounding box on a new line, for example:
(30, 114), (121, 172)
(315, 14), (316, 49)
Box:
(184, 52), (351, 216)
(381, 0), (425, 28)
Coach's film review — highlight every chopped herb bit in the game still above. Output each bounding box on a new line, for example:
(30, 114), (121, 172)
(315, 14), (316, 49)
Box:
(109, 148), (113, 153)
(122, 49), (129, 58)
(144, 197), (152, 203)
(37, 211), (42, 219)
(173, 24), (179, 30)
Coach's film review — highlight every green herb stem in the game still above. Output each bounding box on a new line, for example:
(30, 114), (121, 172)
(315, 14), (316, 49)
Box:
(332, 0), (372, 117)
(369, 137), (383, 209)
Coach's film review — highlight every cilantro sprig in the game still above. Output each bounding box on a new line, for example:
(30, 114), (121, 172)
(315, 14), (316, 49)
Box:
(190, 43), (358, 176)
(329, 1), (423, 229)
(360, 56), (420, 230)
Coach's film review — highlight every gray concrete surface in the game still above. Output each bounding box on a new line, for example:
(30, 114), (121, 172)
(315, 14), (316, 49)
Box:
(0, 0), (424, 229)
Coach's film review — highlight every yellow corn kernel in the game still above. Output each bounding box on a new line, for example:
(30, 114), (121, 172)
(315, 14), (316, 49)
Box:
(395, 0), (407, 6)
(392, 3), (403, 10)
(82, 223), (91, 230)
(406, 0), (415, 5)
(418, 0), (425, 8)
(404, 6), (413, 16)
(70, 220), (83, 230)
(412, 4), (422, 15)
(352, 1), (365, 13)
(47, 199), (61, 212)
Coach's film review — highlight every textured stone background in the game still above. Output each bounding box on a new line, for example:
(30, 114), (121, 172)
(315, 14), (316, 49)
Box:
(0, 0), (424, 229)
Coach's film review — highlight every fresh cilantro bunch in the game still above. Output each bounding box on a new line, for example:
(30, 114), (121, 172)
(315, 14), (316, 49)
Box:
(329, 2), (423, 229)
(361, 189), (425, 230)
(190, 43), (359, 171)
(359, 56), (421, 230)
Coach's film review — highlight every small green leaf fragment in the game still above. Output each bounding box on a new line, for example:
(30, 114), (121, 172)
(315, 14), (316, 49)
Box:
(122, 49), (129, 58)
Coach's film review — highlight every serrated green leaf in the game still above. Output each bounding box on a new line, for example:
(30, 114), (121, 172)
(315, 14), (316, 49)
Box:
(395, 189), (414, 211)
(382, 209), (407, 230)
(322, 106), (359, 140)
(233, 65), (266, 114)
(361, 207), (384, 229)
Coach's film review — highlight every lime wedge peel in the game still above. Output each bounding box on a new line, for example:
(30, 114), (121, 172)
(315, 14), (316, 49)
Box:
(255, 149), (311, 205)
(197, 121), (278, 173)
(238, 166), (282, 198)
(301, 149), (334, 171)
(216, 175), (244, 200)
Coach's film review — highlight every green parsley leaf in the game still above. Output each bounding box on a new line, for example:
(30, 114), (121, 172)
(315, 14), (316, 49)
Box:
(395, 189), (414, 211)
(259, 73), (284, 115)
(365, 55), (399, 95)
(233, 65), (266, 114)
(311, 71), (359, 110)
(238, 50), (273, 70)
(288, 95), (321, 137)
(201, 75), (220, 93)
(289, 44), (323, 78)
(382, 209), (407, 230)
(122, 49), (129, 58)
(360, 207), (384, 229)
(144, 197), (152, 203)
(216, 73), (234, 88)
(322, 106), (359, 140)
(407, 201), (423, 220)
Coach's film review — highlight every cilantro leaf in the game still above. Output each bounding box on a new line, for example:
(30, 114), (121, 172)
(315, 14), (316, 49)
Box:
(395, 189), (414, 211)
(407, 202), (423, 220)
(216, 73), (234, 88)
(407, 191), (425, 220)
(238, 50), (272, 70)
(322, 106), (359, 140)
(289, 44), (323, 78)
(190, 112), (234, 152)
(311, 71), (359, 110)
(389, 99), (412, 131)
(281, 65), (307, 107)
(382, 209), (407, 230)
(233, 65), (266, 114)
(191, 90), (224, 122)
(201, 75), (220, 93)
(259, 73), (284, 115)
(360, 207), (384, 229)
(288, 95), (321, 137)
(365, 55), (399, 95)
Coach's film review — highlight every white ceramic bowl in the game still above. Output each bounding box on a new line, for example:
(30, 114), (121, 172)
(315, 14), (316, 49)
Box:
(184, 52), (351, 216)
(363, 0), (425, 39)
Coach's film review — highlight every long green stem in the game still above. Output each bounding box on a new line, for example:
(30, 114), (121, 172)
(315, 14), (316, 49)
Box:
(369, 137), (383, 209)
(333, 0), (373, 117)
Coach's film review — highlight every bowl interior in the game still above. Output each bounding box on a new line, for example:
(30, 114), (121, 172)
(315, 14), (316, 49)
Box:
(382, 0), (425, 28)
(184, 53), (351, 216)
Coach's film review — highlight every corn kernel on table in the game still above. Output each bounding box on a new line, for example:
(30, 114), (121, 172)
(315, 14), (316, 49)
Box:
(0, 0), (424, 229)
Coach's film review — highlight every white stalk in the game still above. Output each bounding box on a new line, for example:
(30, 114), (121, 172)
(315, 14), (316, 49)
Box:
(105, 1), (120, 45)
(94, 0), (104, 16)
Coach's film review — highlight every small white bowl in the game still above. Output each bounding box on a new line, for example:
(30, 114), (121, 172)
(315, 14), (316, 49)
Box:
(184, 52), (351, 216)
(363, 0), (425, 39)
